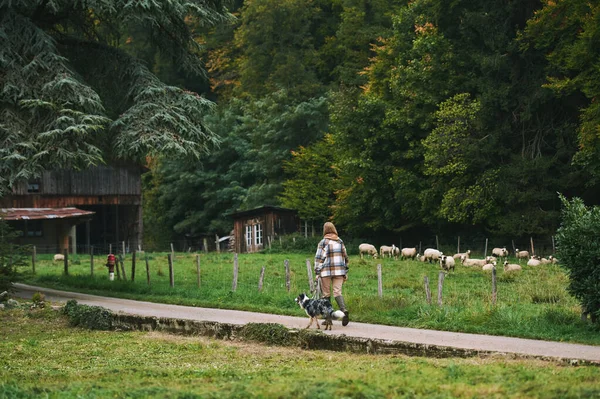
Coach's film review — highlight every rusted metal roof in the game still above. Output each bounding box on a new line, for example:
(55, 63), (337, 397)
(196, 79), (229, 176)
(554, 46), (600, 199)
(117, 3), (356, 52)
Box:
(0, 208), (95, 220)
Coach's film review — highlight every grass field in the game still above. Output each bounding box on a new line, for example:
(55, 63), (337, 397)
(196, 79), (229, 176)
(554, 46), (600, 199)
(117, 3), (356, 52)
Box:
(15, 251), (600, 345)
(1, 307), (599, 399)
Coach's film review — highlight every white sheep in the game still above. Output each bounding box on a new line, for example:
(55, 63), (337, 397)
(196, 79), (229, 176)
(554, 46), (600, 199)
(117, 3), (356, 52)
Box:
(461, 256), (487, 267)
(527, 256), (542, 267)
(482, 261), (496, 272)
(504, 260), (522, 273)
(359, 243), (378, 259)
(486, 255), (497, 263)
(453, 249), (471, 260)
(423, 248), (443, 263)
(380, 245), (396, 258)
(53, 254), (65, 262)
(439, 255), (455, 272)
(515, 249), (529, 260)
(540, 257), (552, 265)
(551, 256), (559, 264)
(400, 247), (418, 260)
(419, 254), (426, 262)
(392, 246), (400, 259)
(491, 247), (509, 258)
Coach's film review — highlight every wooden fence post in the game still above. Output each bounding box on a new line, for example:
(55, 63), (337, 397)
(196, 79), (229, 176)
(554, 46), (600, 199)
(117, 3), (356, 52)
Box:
(131, 250), (136, 282)
(122, 241), (126, 257)
(32, 246), (36, 275)
(63, 248), (69, 276)
(436, 235), (439, 250)
(484, 238), (488, 259)
(419, 241), (422, 256)
(377, 264), (383, 298)
(119, 255), (127, 281)
(168, 253), (174, 288)
(232, 253), (238, 291)
(203, 238), (208, 253)
(171, 243), (175, 260)
(285, 259), (290, 293)
(552, 236), (555, 254)
(511, 240), (516, 257)
(196, 254), (201, 288)
(90, 246), (94, 276)
(116, 256), (121, 280)
(306, 259), (314, 294)
(492, 267), (497, 306)
(424, 276), (431, 305)
(530, 236), (535, 256)
(258, 266), (266, 292)
(215, 235), (220, 253)
(437, 271), (445, 306)
(457, 236), (460, 254)
(145, 253), (151, 286)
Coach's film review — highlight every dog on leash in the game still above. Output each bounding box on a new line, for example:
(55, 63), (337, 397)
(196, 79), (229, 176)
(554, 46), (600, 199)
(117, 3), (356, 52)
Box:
(294, 293), (345, 330)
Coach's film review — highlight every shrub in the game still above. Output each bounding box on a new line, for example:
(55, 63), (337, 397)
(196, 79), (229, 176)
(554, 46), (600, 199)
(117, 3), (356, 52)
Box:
(555, 195), (600, 323)
(0, 218), (29, 293)
(31, 292), (46, 308)
(263, 233), (321, 254)
(62, 299), (113, 330)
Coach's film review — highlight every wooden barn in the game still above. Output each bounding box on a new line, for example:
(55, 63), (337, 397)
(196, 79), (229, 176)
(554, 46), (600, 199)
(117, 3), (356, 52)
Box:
(230, 206), (299, 253)
(0, 165), (142, 254)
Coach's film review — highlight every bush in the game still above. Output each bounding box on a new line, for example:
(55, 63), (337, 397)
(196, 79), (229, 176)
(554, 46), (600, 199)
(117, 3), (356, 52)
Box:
(263, 233), (321, 254)
(555, 195), (600, 322)
(0, 218), (29, 293)
(62, 299), (113, 330)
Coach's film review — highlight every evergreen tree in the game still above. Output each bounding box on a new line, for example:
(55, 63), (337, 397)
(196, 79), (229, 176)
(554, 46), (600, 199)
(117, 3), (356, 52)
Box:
(0, 0), (233, 195)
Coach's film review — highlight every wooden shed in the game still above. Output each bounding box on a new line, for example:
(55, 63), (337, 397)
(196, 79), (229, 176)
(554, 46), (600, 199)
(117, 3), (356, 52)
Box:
(230, 206), (299, 253)
(0, 165), (142, 254)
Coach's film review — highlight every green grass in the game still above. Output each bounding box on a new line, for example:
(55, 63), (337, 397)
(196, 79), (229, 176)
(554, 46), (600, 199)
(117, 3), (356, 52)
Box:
(1, 308), (599, 399)
(17, 252), (600, 345)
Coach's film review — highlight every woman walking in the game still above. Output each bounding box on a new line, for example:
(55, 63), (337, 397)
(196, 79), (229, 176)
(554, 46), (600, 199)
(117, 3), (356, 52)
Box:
(314, 222), (350, 326)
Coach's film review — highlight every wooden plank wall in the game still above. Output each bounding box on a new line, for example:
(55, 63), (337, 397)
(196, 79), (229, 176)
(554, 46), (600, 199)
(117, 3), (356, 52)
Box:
(12, 166), (141, 196)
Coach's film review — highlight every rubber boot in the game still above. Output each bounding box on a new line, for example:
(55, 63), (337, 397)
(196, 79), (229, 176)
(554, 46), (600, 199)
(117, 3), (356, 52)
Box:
(335, 296), (350, 326)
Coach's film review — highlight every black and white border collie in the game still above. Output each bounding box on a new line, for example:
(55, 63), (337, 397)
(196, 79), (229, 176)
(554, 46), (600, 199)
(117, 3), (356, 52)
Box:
(294, 293), (345, 330)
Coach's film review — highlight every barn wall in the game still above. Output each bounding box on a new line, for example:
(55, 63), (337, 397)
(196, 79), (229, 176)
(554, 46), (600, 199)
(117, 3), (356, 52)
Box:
(11, 166), (141, 196)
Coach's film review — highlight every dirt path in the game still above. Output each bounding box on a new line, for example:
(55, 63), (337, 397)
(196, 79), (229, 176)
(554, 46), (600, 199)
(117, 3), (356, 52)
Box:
(12, 283), (600, 363)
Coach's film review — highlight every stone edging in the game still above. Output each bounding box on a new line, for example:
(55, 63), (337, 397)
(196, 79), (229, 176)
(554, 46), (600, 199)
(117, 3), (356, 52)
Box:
(110, 312), (599, 366)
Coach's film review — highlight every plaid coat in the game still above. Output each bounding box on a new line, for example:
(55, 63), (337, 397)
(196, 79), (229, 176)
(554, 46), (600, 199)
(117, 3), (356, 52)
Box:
(314, 236), (349, 277)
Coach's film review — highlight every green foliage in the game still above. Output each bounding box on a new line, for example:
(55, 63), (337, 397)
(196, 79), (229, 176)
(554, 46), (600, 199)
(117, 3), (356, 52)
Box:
(0, 0), (233, 195)
(143, 92), (329, 241)
(555, 195), (600, 322)
(234, 0), (323, 98)
(0, 218), (29, 292)
(143, 0), (598, 244)
(31, 292), (46, 309)
(264, 233), (322, 254)
(523, 0), (600, 181)
(62, 299), (113, 330)
(279, 134), (338, 224)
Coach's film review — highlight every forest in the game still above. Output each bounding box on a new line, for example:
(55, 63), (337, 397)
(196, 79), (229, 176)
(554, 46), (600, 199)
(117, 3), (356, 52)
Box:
(2, 0), (600, 248)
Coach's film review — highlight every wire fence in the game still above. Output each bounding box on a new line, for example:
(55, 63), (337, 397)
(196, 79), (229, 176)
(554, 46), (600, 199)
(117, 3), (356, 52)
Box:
(22, 233), (559, 261)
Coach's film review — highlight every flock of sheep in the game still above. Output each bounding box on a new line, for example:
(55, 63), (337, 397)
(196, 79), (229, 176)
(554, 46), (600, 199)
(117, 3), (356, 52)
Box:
(358, 243), (558, 274)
